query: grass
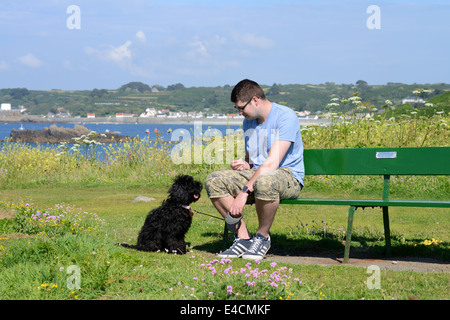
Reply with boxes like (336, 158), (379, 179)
(0, 110), (449, 300)
(0, 185), (449, 300)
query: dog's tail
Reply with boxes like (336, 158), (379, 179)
(117, 242), (137, 250)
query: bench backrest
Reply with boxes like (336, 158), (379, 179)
(303, 147), (450, 176)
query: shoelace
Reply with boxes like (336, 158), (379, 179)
(247, 236), (264, 253)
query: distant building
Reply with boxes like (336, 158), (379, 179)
(116, 113), (133, 118)
(402, 96), (426, 105)
(87, 113), (95, 118)
(1, 103), (11, 111)
(297, 110), (311, 118)
(139, 108), (157, 117)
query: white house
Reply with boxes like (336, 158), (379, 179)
(139, 108), (157, 117)
(116, 113), (133, 118)
(1, 103), (12, 111)
(402, 96), (426, 105)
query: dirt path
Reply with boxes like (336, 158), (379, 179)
(266, 254), (450, 273)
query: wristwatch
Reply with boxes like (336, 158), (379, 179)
(242, 186), (252, 195)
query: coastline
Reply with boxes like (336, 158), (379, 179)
(0, 114), (328, 126)
(0, 114), (243, 126)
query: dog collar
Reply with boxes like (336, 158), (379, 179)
(181, 205), (194, 217)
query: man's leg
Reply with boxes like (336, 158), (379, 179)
(210, 196), (251, 240)
(242, 168), (300, 260)
(254, 199), (279, 238)
(206, 170), (255, 258)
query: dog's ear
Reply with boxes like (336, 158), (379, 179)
(172, 174), (192, 185)
(168, 175), (189, 199)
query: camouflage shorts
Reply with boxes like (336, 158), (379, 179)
(205, 167), (302, 201)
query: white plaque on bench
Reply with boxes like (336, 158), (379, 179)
(376, 152), (397, 159)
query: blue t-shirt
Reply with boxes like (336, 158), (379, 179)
(243, 103), (304, 185)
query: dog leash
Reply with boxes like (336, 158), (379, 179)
(191, 207), (224, 220)
(181, 205), (224, 220)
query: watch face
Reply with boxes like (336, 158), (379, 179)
(242, 186), (249, 193)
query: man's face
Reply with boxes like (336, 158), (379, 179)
(235, 96), (255, 120)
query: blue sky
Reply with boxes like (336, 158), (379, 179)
(0, 0), (449, 90)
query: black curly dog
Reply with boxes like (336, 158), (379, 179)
(120, 175), (202, 254)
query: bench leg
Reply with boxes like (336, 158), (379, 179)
(382, 206), (392, 257)
(222, 223), (229, 251)
(343, 206), (356, 263)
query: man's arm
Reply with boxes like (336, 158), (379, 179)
(228, 140), (292, 217)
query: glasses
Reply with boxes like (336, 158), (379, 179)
(234, 97), (253, 112)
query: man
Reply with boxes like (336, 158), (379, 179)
(205, 79), (304, 260)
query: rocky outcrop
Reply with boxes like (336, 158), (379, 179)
(10, 124), (135, 143)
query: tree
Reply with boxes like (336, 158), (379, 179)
(10, 88), (29, 100)
(356, 80), (368, 89)
(119, 82), (152, 93)
(90, 88), (108, 98)
(167, 83), (185, 91)
(267, 83), (281, 95)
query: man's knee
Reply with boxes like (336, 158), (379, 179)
(253, 173), (278, 201)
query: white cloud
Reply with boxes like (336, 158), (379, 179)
(234, 33), (274, 50)
(17, 53), (43, 68)
(108, 41), (133, 64)
(135, 30), (147, 44)
(85, 40), (133, 69)
(0, 61), (9, 71)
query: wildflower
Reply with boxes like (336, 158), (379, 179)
(270, 262), (277, 268)
(227, 285), (233, 294)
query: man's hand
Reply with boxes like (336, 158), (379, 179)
(228, 192), (248, 217)
(231, 158), (249, 171)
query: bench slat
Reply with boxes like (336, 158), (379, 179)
(280, 198), (450, 208)
(304, 147), (450, 175)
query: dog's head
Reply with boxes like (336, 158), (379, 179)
(168, 175), (203, 205)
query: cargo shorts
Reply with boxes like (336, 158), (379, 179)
(205, 167), (302, 201)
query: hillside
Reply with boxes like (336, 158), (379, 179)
(427, 90), (450, 106)
(1, 82), (449, 118)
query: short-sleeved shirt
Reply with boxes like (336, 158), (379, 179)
(243, 102), (304, 185)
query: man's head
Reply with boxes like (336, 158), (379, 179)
(230, 79), (266, 104)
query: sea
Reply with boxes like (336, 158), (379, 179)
(0, 121), (243, 160)
(0, 121), (242, 142)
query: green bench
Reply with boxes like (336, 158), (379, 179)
(223, 147), (450, 262)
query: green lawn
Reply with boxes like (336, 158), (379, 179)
(1, 185), (448, 300)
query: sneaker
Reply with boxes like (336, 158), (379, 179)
(242, 233), (271, 260)
(218, 236), (253, 258)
